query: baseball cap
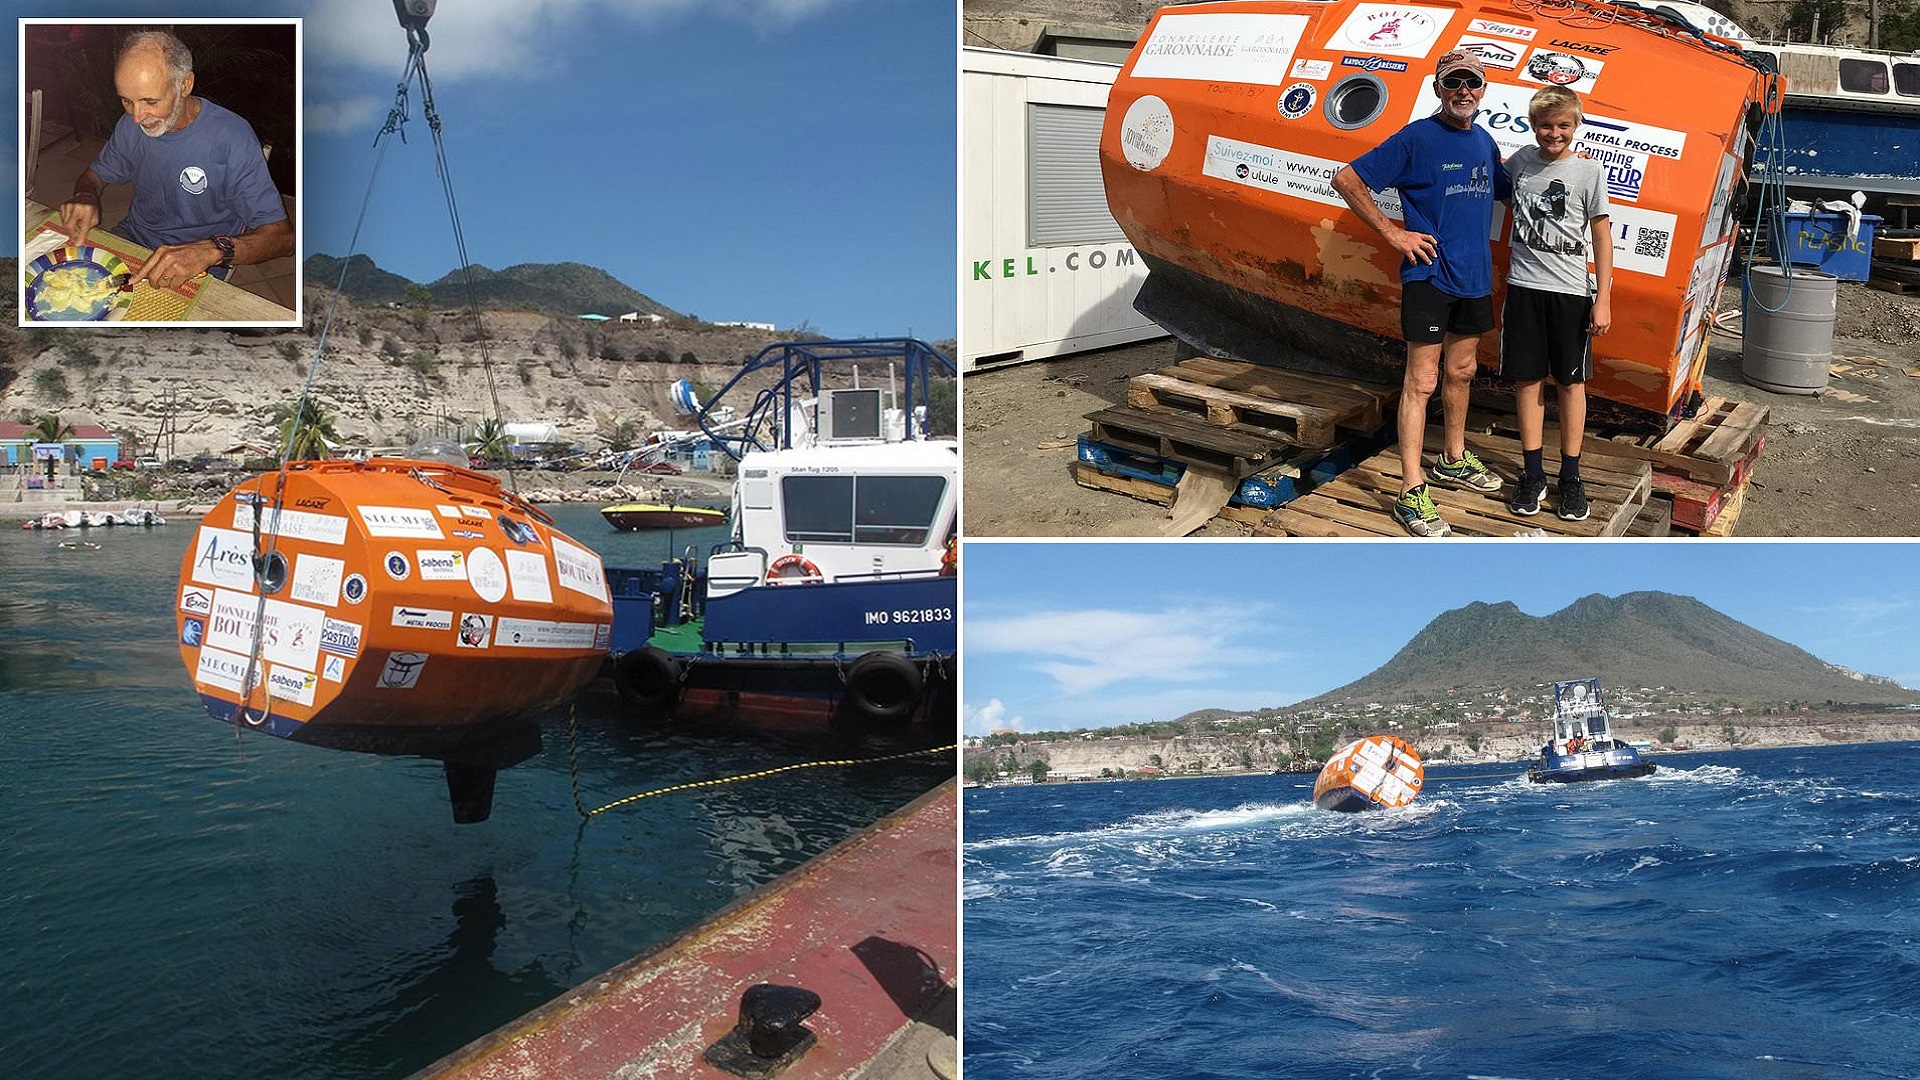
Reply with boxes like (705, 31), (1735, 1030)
(1434, 49), (1486, 80)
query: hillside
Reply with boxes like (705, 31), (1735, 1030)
(304, 254), (678, 318)
(2, 263), (950, 461)
(967, 591), (1920, 781)
(1315, 591), (1917, 707)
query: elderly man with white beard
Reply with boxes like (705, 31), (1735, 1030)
(58, 29), (292, 291)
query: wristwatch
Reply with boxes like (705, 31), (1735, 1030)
(211, 234), (236, 271)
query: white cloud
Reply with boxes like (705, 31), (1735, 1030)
(303, 93), (386, 136)
(964, 698), (1024, 736)
(969, 605), (1287, 696)
(306, 0), (852, 80)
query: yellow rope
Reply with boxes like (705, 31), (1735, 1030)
(575, 743), (957, 819)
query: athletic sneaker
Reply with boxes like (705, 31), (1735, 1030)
(1508, 473), (1548, 516)
(1432, 449), (1502, 493)
(1556, 476), (1591, 521)
(1392, 484), (1452, 537)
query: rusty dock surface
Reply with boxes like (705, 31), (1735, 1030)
(414, 782), (957, 1080)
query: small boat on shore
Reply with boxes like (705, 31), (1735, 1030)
(599, 501), (725, 531)
(1313, 734), (1423, 812)
(21, 507), (167, 529)
(1528, 678), (1657, 783)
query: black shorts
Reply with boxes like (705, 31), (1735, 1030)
(1401, 279), (1494, 344)
(1499, 284), (1592, 385)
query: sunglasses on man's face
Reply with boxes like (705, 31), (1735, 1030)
(1439, 73), (1485, 90)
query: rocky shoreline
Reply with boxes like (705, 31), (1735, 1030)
(0, 466), (732, 521)
(966, 712), (1920, 783)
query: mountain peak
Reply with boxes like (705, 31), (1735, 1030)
(1312, 590), (1916, 706)
(303, 252), (679, 318)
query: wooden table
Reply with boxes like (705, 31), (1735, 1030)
(24, 198), (296, 324)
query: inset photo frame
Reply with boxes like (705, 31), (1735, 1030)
(20, 18), (302, 327)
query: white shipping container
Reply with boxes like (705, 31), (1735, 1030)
(962, 48), (1164, 372)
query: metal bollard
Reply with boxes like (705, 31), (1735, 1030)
(702, 983), (821, 1078)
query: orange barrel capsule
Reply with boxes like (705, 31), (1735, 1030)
(1100, 0), (1782, 422)
(1313, 734), (1424, 812)
(175, 458), (612, 771)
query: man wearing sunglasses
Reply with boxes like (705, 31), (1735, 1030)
(1332, 50), (1510, 537)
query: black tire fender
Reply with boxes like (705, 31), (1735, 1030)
(614, 646), (682, 709)
(844, 651), (923, 722)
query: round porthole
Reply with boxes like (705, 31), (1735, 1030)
(1325, 73), (1389, 130)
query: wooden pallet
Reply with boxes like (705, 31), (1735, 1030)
(1699, 479), (1749, 537)
(1870, 259), (1920, 294)
(1099, 359), (1397, 465)
(1072, 462), (1176, 507)
(1625, 496), (1673, 537)
(1226, 430), (1651, 537)
(1591, 396), (1769, 485)
(1874, 236), (1920, 261)
(1087, 403), (1296, 477)
(1653, 433), (1765, 532)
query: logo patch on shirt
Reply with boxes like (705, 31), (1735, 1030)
(178, 166), (209, 195)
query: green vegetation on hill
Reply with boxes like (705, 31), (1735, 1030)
(1317, 591), (1919, 707)
(303, 254), (681, 320)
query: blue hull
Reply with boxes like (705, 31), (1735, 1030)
(1765, 105), (1920, 196)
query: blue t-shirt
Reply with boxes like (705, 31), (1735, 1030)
(1350, 115), (1508, 298)
(90, 98), (286, 250)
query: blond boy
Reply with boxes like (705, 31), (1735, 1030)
(1501, 86), (1613, 521)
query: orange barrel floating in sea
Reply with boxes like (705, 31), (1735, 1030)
(1313, 734), (1423, 812)
(175, 458), (613, 763)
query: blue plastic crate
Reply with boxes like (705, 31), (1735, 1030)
(1772, 212), (1882, 281)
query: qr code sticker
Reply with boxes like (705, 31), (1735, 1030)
(1635, 229), (1670, 260)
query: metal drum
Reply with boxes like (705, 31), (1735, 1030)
(1742, 266), (1837, 395)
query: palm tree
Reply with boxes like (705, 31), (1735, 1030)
(24, 413), (75, 484)
(469, 416), (510, 466)
(270, 398), (339, 461)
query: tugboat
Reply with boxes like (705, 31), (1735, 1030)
(1528, 679), (1657, 783)
(605, 338), (957, 731)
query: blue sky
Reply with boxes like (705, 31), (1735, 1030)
(12, 0), (955, 338)
(962, 542), (1920, 736)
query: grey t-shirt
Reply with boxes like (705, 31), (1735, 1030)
(1504, 147), (1609, 296)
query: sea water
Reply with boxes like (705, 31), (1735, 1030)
(0, 504), (948, 1079)
(964, 748), (1920, 1079)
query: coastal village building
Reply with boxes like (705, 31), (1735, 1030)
(0, 421), (120, 470)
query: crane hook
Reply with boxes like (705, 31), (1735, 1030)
(392, 0), (434, 50)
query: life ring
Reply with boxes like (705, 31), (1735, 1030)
(614, 646), (682, 709)
(767, 554), (822, 585)
(844, 651), (923, 723)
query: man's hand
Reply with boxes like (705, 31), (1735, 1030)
(1385, 226), (1438, 266)
(58, 196), (101, 245)
(132, 240), (221, 291)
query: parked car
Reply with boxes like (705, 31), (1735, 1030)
(134, 455), (162, 469)
(640, 460), (683, 474)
